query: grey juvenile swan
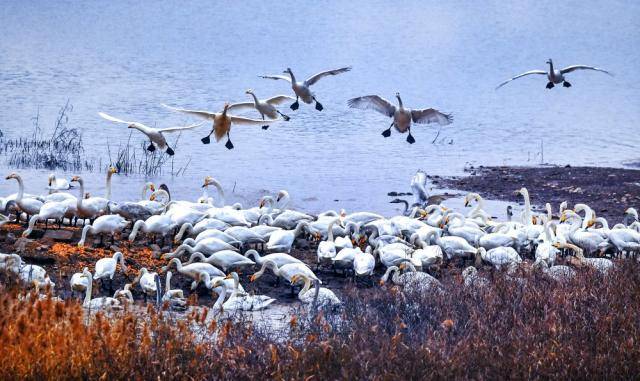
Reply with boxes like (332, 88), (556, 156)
(348, 92), (452, 144)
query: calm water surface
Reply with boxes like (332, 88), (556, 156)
(0, 1), (638, 214)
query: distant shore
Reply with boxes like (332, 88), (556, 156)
(434, 165), (640, 223)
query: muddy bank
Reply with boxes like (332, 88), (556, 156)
(435, 165), (640, 223)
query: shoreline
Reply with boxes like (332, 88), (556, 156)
(433, 165), (640, 223)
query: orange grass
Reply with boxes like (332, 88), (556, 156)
(2, 261), (640, 380)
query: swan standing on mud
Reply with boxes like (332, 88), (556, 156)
(496, 59), (612, 89)
(347, 92), (453, 144)
(162, 103), (271, 150)
(260, 66), (352, 111)
(98, 112), (204, 155)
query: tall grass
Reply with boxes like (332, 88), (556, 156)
(2, 262), (640, 379)
(0, 101), (94, 172)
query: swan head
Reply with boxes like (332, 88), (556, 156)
(283, 68), (292, 74)
(546, 59), (553, 65)
(5, 172), (18, 180)
(48, 173), (55, 186)
(202, 176), (219, 188)
(245, 89), (254, 95)
(70, 175), (81, 183)
(276, 190), (289, 202)
(108, 166), (118, 175)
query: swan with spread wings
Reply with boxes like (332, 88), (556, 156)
(98, 112), (203, 155)
(260, 66), (351, 111)
(162, 103), (274, 150)
(496, 59), (612, 89)
(348, 92), (452, 144)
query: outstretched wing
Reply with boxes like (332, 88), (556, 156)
(347, 95), (396, 117)
(495, 70), (547, 89)
(98, 112), (133, 125)
(560, 65), (613, 76)
(98, 112), (149, 129)
(410, 108), (453, 126)
(259, 75), (292, 82)
(161, 104), (217, 121)
(227, 102), (256, 112)
(159, 122), (206, 133)
(304, 66), (352, 86)
(229, 115), (274, 125)
(265, 95), (296, 105)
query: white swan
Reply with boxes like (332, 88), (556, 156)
(47, 174), (72, 191)
(113, 283), (134, 304)
(181, 230), (240, 247)
(162, 258), (225, 283)
(5, 255), (51, 286)
(290, 274), (341, 308)
(380, 262), (441, 293)
(496, 59), (612, 89)
(82, 268), (122, 310)
(22, 199), (72, 237)
(260, 66), (351, 111)
(174, 218), (230, 241)
(70, 270), (89, 296)
(348, 92), (452, 144)
(70, 175), (110, 221)
(5, 172), (43, 221)
(94, 251), (127, 281)
(555, 242), (614, 274)
(162, 271), (187, 309)
(266, 221), (311, 253)
(185, 250), (254, 272)
(78, 214), (129, 247)
(162, 103), (270, 150)
(243, 249), (302, 267)
(208, 273), (275, 312)
(129, 214), (177, 243)
(409, 234), (444, 269)
(99, 112), (203, 155)
(475, 247), (522, 270)
(164, 237), (238, 260)
(250, 259), (320, 285)
(422, 229), (476, 260)
(133, 267), (159, 300)
(228, 89), (293, 128)
(353, 246), (375, 277)
(411, 170), (429, 207)
(317, 218), (340, 265)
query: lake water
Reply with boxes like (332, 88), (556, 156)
(0, 1), (638, 215)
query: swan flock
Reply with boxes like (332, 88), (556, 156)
(0, 171), (634, 316)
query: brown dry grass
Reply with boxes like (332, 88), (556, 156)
(2, 262), (640, 380)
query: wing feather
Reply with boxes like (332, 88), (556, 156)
(560, 65), (613, 76)
(229, 115), (275, 125)
(159, 122), (205, 133)
(161, 104), (217, 120)
(98, 112), (150, 129)
(265, 95), (296, 105)
(227, 102), (256, 112)
(259, 75), (292, 82)
(410, 108), (453, 125)
(495, 70), (547, 89)
(304, 67), (352, 86)
(347, 95), (395, 117)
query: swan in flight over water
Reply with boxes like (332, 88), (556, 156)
(496, 59), (613, 89)
(347, 92), (452, 144)
(228, 89), (294, 129)
(98, 112), (203, 155)
(259, 66), (352, 111)
(162, 103), (271, 150)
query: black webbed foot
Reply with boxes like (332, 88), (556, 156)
(290, 101), (299, 110)
(166, 147), (175, 156)
(546, 82), (555, 89)
(381, 128), (392, 138)
(563, 81), (572, 88)
(147, 143), (156, 152)
(201, 135), (211, 144)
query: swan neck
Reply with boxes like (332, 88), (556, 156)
(105, 170), (114, 200)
